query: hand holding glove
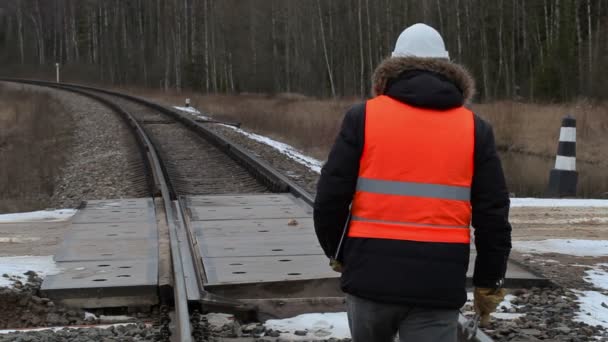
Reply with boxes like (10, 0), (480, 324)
(329, 258), (343, 273)
(474, 287), (506, 327)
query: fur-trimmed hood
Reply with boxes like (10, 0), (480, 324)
(371, 57), (475, 104)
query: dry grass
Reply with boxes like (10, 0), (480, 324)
(121, 87), (608, 197)
(0, 84), (73, 213)
(473, 101), (608, 164)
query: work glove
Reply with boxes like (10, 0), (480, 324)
(329, 258), (343, 273)
(474, 287), (506, 327)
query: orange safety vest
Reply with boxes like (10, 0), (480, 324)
(348, 95), (474, 244)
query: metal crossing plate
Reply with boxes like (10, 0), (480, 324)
(185, 194), (333, 294)
(184, 193), (548, 303)
(82, 199), (151, 210)
(41, 198), (159, 308)
(203, 255), (336, 285)
(72, 207), (152, 223)
(185, 194), (295, 207)
(188, 204), (311, 221)
(189, 218), (314, 236)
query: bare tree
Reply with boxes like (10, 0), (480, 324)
(316, 0), (336, 97)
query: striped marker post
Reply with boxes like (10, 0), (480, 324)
(546, 115), (577, 197)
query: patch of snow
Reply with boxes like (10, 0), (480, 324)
(492, 312), (526, 320)
(84, 312), (98, 321)
(264, 312), (350, 339)
(222, 125), (323, 173)
(464, 293), (522, 320)
(173, 106), (201, 114)
(584, 265), (608, 290)
(0, 323), (147, 334)
(497, 294), (518, 311)
(205, 313), (235, 328)
(98, 315), (136, 323)
(0, 209), (76, 223)
(510, 198), (608, 207)
(574, 290), (608, 329)
(0, 255), (61, 287)
(175, 106), (213, 120)
(195, 114), (212, 120)
(513, 239), (608, 257)
(0, 236), (41, 243)
(566, 217), (608, 224)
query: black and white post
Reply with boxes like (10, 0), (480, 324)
(546, 115), (577, 197)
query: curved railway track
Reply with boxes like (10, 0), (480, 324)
(0, 78), (493, 342)
(90, 93), (268, 196)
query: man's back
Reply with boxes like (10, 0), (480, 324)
(313, 23), (512, 342)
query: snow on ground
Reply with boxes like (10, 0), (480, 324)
(83, 313), (136, 323)
(0, 323), (148, 334)
(497, 294), (519, 311)
(0, 255), (61, 287)
(98, 315), (137, 323)
(0, 236), (41, 243)
(222, 125), (323, 173)
(510, 198), (608, 207)
(173, 106), (200, 114)
(464, 293), (524, 320)
(513, 239), (608, 257)
(0, 209), (76, 223)
(265, 313), (350, 339)
(206, 313), (235, 328)
(573, 264), (608, 330)
(574, 290), (608, 329)
(174, 106), (212, 120)
(584, 264), (608, 290)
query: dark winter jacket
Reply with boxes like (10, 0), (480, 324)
(313, 56), (512, 309)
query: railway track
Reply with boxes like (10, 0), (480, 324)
(0, 78), (494, 342)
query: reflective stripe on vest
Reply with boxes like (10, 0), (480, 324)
(357, 178), (471, 201)
(348, 95), (474, 244)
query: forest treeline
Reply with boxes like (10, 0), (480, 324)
(0, 0), (606, 101)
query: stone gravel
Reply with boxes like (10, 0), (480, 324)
(468, 286), (607, 341)
(468, 253), (608, 342)
(0, 82), (148, 209)
(0, 272), (87, 329)
(0, 272), (162, 342)
(0, 323), (160, 342)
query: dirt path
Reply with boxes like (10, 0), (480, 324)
(510, 206), (608, 240)
(0, 221), (72, 257)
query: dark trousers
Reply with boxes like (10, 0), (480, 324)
(346, 294), (458, 342)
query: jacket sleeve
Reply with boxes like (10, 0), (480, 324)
(471, 115), (513, 288)
(313, 104), (365, 258)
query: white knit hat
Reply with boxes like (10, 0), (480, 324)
(391, 23), (450, 60)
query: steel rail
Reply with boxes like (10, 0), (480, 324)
(0, 78), (494, 342)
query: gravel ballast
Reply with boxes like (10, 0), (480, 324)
(0, 81), (148, 209)
(201, 122), (321, 195)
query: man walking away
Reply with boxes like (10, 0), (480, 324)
(313, 23), (512, 342)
